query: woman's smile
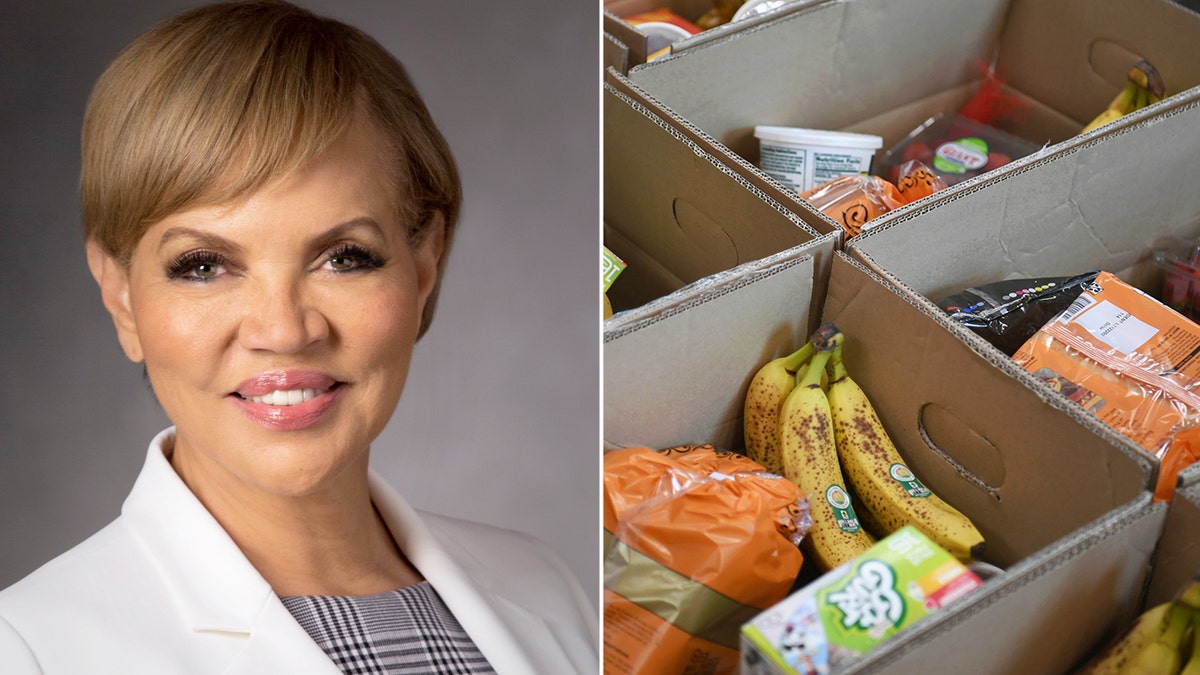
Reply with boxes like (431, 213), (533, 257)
(229, 369), (345, 431)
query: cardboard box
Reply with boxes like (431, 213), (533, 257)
(603, 81), (838, 325)
(614, 0), (1200, 234)
(604, 249), (1160, 672)
(846, 97), (1200, 473)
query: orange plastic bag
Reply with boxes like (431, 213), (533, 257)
(1011, 271), (1200, 499)
(603, 444), (810, 675)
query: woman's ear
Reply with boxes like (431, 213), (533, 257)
(414, 213), (446, 314)
(85, 240), (144, 363)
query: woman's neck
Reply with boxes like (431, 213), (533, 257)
(167, 439), (424, 597)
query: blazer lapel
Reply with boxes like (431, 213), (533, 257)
(123, 428), (340, 674)
(368, 472), (556, 675)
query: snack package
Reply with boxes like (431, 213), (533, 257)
(798, 161), (944, 238)
(1011, 271), (1200, 462)
(604, 445), (811, 675)
(1152, 235), (1200, 322)
(877, 113), (1041, 187)
(740, 526), (984, 674)
(937, 271), (1100, 356)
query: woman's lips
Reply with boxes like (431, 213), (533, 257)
(229, 370), (343, 431)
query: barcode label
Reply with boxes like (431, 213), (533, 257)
(1058, 294), (1096, 323)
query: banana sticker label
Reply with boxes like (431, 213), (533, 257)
(888, 464), (932, 498)
(824, 485), (863, 533)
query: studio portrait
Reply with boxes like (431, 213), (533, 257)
(0, 1), (599, 673)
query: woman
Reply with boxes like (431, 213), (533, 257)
(0, 2), (597, 673)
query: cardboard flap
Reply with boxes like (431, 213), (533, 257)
(851, 98), (1200, 302)
(821, 253), (1151, 565)
(851, 495), (1165, 675)
(603, 255), (817, 452)
(998, 0), (1200, 124)
(1144, 480), (1200, 606)
(627, 0), (1008, 157)
(603, 84), (820, 288)
(603, 32), (630, 76)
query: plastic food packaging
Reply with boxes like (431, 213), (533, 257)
(877, 113), (1041, 186)
(1152, 235), (1200, 322)
(754, 125), (884, 195)
(936, 271), (1101, 356)
(1011, 271), (1200, 466)
(603, 444), (811, 675)
(798, 160), (944, 239)
(740, 526), (984, 674)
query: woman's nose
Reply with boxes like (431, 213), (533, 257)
(237, 279), (329, 354)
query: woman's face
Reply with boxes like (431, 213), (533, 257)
(89, 116), (442, 497)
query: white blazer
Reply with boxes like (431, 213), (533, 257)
(0, 428), (598, 674)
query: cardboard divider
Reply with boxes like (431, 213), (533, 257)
(603, 247), (1162, 673)
(821, 253), (1152, 567)
(850, 494), (1166, 674)
(604, 253), (817, 452)
(603, 31), (629, 76)
(603, 81), (838, 324)
(612, 0), (1200, 244)
(1143, 479), (1200, 607)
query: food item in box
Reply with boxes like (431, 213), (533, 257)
(1011, 271), (1200, 460)
(754, 125), (884, 195)
(776, 327), (877, 571)
(1075, 573), (1200, 674)
(797, 161), (944, 239)
(1153, 235), (1200, 322)
(602, 245), (626, 320)
(877, 113), (1041, 186)
(603, 444), (811, 675)
(750, 323), (985, 575)
(741, 526), (984, 675)
(1079, 60), (1165, 135)
(622, 9), (702, 61)
(826, 338), (985, 564)
(937, 271), (1101, 356)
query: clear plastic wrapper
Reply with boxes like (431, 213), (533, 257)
(1011, 271), (1200, 471)
(797, 161), (943, 239)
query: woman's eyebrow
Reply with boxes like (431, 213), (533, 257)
(156, 227), (242, 254)
(156, 218), (388, 254)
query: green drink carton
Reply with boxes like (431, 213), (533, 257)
(740, 525), (984, 674)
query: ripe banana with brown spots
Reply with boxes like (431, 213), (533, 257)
(778, 324), (874, 571)
(825, 337), (985, 563)
(744, 341), (814, 475)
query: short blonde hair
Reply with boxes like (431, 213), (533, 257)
(81, 0), (460, 338)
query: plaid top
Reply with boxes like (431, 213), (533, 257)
(281, 581), (497, 674)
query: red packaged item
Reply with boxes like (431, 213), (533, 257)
(878, 113), (1041, 187)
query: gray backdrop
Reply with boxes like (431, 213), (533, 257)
(0, 0), (599, 605)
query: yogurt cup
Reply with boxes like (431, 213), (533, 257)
(754, 125), (884, 194)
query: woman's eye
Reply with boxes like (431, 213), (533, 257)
(167, 252), (227, 282)
(325, 244), (384, 272)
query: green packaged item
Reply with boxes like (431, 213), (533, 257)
(740, 526), (984, 674)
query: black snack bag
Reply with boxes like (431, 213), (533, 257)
(936, 270), (1101, 356)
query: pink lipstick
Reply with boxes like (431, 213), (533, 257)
(229, 370), (342, 431)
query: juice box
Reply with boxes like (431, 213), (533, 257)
(740, 526), (984, 674)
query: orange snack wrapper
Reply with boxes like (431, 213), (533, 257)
(1011, 271), (1200, 499)
(799, 161), (945, 238)
(603, 444), (810, 674)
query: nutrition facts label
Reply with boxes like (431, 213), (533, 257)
(814, 151), (865, 184)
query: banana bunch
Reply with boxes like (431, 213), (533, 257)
(1078, 575), (1200, 674)
(1080, 60), (1166, 134)
(744, 322), (985, 571)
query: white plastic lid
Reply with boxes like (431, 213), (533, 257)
(733, 0), (791, 22)
(754, 125), (884, 150)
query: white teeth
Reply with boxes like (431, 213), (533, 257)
(247, 387), (324, 406)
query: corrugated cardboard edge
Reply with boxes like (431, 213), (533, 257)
(603, 31), (629, 76)
(847, 492), (1165, 674)
(603, 83), (838, 335)
(604, 66), (843, 240)
(830, 251), (1156, 487)
(1144, 478), (1200, 607)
